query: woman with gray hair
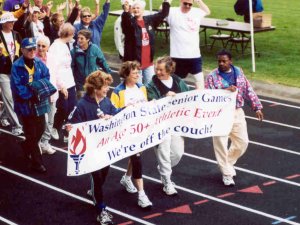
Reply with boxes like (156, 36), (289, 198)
(146, 56), (189, 196)
(48, 23), (77, 142)
(35, 35), (58, 154)
(121, 0), (170, 84)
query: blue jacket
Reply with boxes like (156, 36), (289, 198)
(10, 57), (51, 117)
(71, 43), (111, 91)
(69, 94), (120, 124)
(74, 3), (110, 46)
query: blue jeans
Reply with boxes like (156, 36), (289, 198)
(139, 65), (155, 85)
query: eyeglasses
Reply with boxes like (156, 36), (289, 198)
(26, 47), (37, 51)
(183, 2), (193, 7)
(37, 44), (46, 48)
(82, 15), (92, 18)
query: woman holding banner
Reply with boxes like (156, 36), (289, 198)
(110, 61), (152, 209)
(146, 56), (189, 195)
(67, 71), (119, 225)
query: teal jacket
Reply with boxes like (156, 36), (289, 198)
(71, 43), (111, 91)
(146, 74), (189, 100)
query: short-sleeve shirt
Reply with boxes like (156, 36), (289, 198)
(166, 7), (207, 58)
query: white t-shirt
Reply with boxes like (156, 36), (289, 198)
(2, 31), (15, 61)
(32, 21), (44, 39)
(161, 77), (173, 89)
(166, 7), (207, 58)
(124, 85), (146, 106)
(48, 39), (75, 89)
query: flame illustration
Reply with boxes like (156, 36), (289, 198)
(70, 128), (87, 155)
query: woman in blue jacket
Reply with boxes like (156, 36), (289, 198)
(67, 70), (119, 225)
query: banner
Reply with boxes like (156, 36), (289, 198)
(67, 89), (237, 176)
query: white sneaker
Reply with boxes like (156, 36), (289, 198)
(63, 136), (68, 143)
(0, 118), (10, 127)
(96, 209), (113, 225)
(223, 175), (235, 186)
(163, 181), (178, 196)
(138, 194), (152, 208)
(120, 175), (137, 193)
(87, 189), (93, 197)
(40, 142), (56, 154)
(51, 128), (59, 140)
(12, 127), (23, 136)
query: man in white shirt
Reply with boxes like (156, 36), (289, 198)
(166, 0), (210, 89)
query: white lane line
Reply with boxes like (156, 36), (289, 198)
(0, 165), (155, 225)
(260, 99), (300, 110)
(249, 141), (300, 156)
(184, 153), (300, 187)
(245, 116), (300, 130)
(110, 165), (300, 225)
(0, 216), (18, 225)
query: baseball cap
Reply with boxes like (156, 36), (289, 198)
(32, 6), (41, 13)
(0, 12), (17, 24)
(21, 37), (37, 49)
(121, 0), (133, 5)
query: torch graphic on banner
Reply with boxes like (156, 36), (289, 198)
(69, 128), (87, 174)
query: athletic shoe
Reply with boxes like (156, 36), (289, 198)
(0, 118), (10, 127)
(63, 136), (68, 143)
(87, 189), (93, 197)
(40, 142), (56, 154)
(51, 128), (59, 140)
(30, 164), (47, 173)
(120, 175), (137, 193)
(163, 181), (178, 196)
(223, 175), (235, 186)
(138, 194), (152, 208)
(12, 127), (23, 136)
(96, 209), (113, 225)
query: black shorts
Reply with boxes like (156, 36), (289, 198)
(172, 57), (203, 79)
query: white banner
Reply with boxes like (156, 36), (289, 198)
(67, 89), (237, 176)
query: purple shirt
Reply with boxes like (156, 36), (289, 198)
(3, 0), (24, 12)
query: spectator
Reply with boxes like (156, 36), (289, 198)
(74, 0), (110, 46)
(111, 61), (152, 209)
(0, 12), (23, 136)
(146, 56), (189, 195)
(23, 6), (45, 39)
(10, 37), (56, 173)
(3, 0), (24, 12)
(166, 0), (210, 89)
(67, 71), (119, 225)
(205, 49), (264, 186)
(36, 35), (58, 154)
(71, 29), (111, 98)
(48, 23), (77, 142)
(234, 0), (264, 23)
(121, 0), (170, 84)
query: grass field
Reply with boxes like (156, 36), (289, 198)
(57, 0), (300, 87)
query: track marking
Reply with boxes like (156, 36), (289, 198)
(109, 165), (300, 225)
(193, 199), (209, 205)
(249, 141), (300, 156)
(184, 153), (300, 188)
(263, 181), (276, 186)
(260, 99), (300, 110)
(0, 165), (155, 225)
(245, 116), (300, 130)
(217, 193), (235, 198)
(0, 216), (18, 225)
(272, 216), (297, 225)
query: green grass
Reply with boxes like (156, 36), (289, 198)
(56, 0), (300, 87)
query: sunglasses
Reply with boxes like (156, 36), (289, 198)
(26, 47), (37, 51)
(82, 15), (92, 18)
(183, 2), (193, 7)
(37, 44), (46, 48)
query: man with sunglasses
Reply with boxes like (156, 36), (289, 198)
(74, 0), (110, 47)
(11, 37), (55, 173)
(166, 0), (210, 90)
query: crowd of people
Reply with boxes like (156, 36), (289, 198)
(0, 0), (264, 224)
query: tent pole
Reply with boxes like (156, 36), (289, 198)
(249, 0), (256, 72)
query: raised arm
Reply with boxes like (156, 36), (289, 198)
(195, 0), (210, 16)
